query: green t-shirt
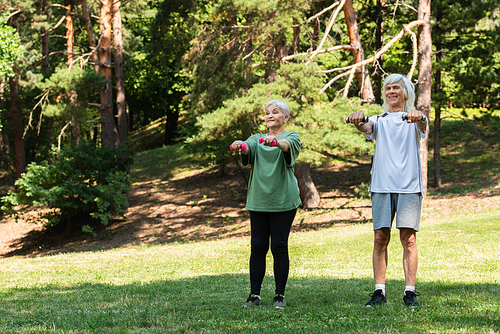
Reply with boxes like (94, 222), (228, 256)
(241, 131), (301, 212)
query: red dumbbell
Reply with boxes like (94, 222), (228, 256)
(259, 137), (277, 146)
(230, 143), (247, 151)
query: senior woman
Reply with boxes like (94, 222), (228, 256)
(230, 99), (301, 310)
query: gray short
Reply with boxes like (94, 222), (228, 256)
(371, 193), (422, 231)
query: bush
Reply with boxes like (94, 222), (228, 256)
(1, 142), (133, 232)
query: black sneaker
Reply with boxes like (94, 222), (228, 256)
(242, 294), (261, 308)
(403, 291), (420, 307)
(365, 289), (387, 307)
(273, 294), (286, 309)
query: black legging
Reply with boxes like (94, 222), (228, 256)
(249, 209), (297, 295)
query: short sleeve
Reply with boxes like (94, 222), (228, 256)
(365, 115), (377, 141)
(241, 134), (260, 167)
(285, 132), (301, 167)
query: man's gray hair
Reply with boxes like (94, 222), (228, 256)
(381, 74), (415, 112)
(265, 99), (291, 117)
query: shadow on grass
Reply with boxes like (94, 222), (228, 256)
(0, 275), (498, 333)
(1, 160), (374, 258)
(3, 112), (500, 259)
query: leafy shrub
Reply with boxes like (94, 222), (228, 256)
(1, 142), (133, 231)
(354, 182), (370, 199)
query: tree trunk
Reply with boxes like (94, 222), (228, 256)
(0, 79), (12, 168)
(41, 0), (50, 75)
(165, 108), (179, 145)
(79, 0), (99, 73)
(433, 104), (442, 188)
(9, 73), (26, 180)
(65, 0), (80, 145)
(373, 0), (386, 104)
(343, 0), (375, 104)
(65, 0), (74, 66)
(433, 12), (443, 189)
(99, 0), (116, 147)
(69, 91), (80, 145)
(312, 8), (320, 51)
(294, 161), (321, 209)
(416, 0), (432, 198)
(293, 18), (300, 54)
(113, 0), (127, 146)
(41, 27), (49, 75)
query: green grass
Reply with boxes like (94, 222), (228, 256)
(1, 208), (499, 333)
(427, 112), (500, 195)
(131, 144), (212, 183)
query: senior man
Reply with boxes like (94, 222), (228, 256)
(347, 73), (428, 308)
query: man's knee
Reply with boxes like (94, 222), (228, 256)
(374, 228), (391, 249)
(399, 229), (417, 249)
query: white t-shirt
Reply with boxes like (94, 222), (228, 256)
(366, 111), (426, 194)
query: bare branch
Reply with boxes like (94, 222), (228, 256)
(7, 10), (22, 20)
(404, 24), (418, 78)
(310, 0), (347, 60)
(242, 39), (264, 61)
(293, 1), (341, 28)
(318, 20), (424, 94)
(319, 71), (352, 94)
(23, 88), (53, 139)
(282, 45), (353, 62)
(39, 13), (68, 38)
(321, 64), (357, 73)
(222, 25), (251, 29)
(58, 122), (72, 151)
(339, 20), (424, 96)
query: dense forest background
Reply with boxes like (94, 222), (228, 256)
(1, 0), (500, 230)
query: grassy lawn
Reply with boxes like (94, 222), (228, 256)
(0, 112), (498, 333)
(1, 206), (499, 333)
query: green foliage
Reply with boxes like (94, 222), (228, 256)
(35, 65), (104, 121)
(432, 0), (500, 110)
(185, 0), (318, 118)
(354, 181), (370, 199)
(291, 98), (379, 164)
(1, 142), (132, 229)
(125, 0), (200, 139)
(0, 12), (23, 78)
(188, 63), (379, 167)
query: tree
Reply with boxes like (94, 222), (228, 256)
(182, 0), (427, 207)
(2, 11), (25, 179)
(417, 0), (432, 197)
(373, 0), (387, 105)
(431, 0), (500, 188)
(98, 0), (116, 147)
(0, 12), (24, 78)
(34, 65), (104, 150)
(342, 0), (375, 103)
(188, 63), (380, 207)
(40, 0), (50, 76)
(78, 0), (99, 73)
(9, 71), (25, 180)
(113, 0), (127, 146)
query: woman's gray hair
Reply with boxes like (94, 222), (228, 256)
(381, 74), (415, 112)
(265, 99), (291, 117)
